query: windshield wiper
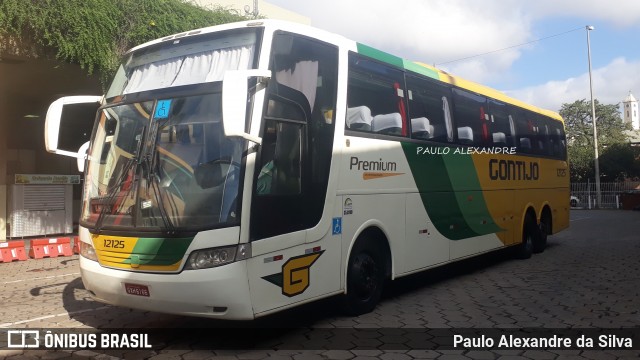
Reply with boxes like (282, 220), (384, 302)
(141, 120), (177, 235)
(94, 129), (145, 233)
(141, 150), (177, 235)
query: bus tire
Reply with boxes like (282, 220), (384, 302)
(534, 211), (550, 253)
(515, 215), (536, 259)
(341, 240), (385, 316)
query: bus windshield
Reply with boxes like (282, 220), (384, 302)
(80, 27), (262, 234)
(81, 92), (245, 233)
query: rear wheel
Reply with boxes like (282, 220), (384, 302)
(515, 215), (537, 259)
(341, 241), (385, 315)
(534, 213), (550, 253)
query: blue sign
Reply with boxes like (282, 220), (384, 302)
(332, 217), (342, 235)
(154, 99), (172, 119)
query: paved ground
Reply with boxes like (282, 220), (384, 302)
(0, 210), (638, 359)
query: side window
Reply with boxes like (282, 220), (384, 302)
(487, 100), (515, 147)
(548, 118), (567, 159)
(257, 120), (302, 195)
(517, 111), (549, 155)
(406, 75), (453, 142)
(514, 111), (537, 154)
(452, 88), (488, 146)
(346, 53), (407, 136)
(535, 115), (551, 156)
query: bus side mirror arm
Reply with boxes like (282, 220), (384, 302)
(76, 141), (90, 172)
(222, 69), (271, 145)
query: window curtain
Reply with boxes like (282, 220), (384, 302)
(123, 45), (254, 94)
(275, 61), (318, 112)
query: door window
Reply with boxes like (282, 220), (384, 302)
(250, 32), (338, 240)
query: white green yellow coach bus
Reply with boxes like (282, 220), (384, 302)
(44, 20), (569, 319)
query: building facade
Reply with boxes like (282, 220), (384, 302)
(0, 58), (100, 240)
(622, 91), (639, 131)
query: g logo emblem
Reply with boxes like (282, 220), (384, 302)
(262, 251), (324, 297)
(282, 252), (323, 296)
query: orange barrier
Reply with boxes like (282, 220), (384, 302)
(29, 238), (58, 259)
(29, 237), (73, 259)
(57, 237), (74, 257)
(0, 241), (28, 263)
(72, 236), (80, 255)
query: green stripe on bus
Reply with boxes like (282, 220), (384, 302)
(356, 44), (440, 80)
(356, 43), (404, 68)
(401, 143), (501, 240)
(441, 153), (502, 235)
(123, 237), (193, 266)
(402, 60), (440, 80)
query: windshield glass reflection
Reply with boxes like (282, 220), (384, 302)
(82, 93), (244, 233)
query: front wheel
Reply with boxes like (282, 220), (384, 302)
(341, 244), (385, 316)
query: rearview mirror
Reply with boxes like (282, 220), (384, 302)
(222, 69), (271, 145)
(45, 95), (102, 158)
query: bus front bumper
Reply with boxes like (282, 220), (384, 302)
(79, 256), (254, 320)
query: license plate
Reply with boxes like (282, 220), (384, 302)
(124, 283), (150, 297)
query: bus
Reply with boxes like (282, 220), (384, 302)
(44, 20), (569, 320)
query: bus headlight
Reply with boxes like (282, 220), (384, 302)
(184, 244), (251, 270)
(79, 242), (98, 262)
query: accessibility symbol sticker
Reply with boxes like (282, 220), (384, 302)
(332, 217), (342, 235)
(154, 99), (172, 119)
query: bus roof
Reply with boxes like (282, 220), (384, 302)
(126, 19), (562, 122)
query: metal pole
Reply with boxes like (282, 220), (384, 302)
(244, 0), (259, 18)
(587, 178), (590, 208)
(586, 25), (601, 208)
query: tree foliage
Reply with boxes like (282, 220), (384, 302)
(0, 0), (246, 84)
(560, 99), (638, 182)
(561, 99), (630, 147)
(599, 143), (640, 182)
